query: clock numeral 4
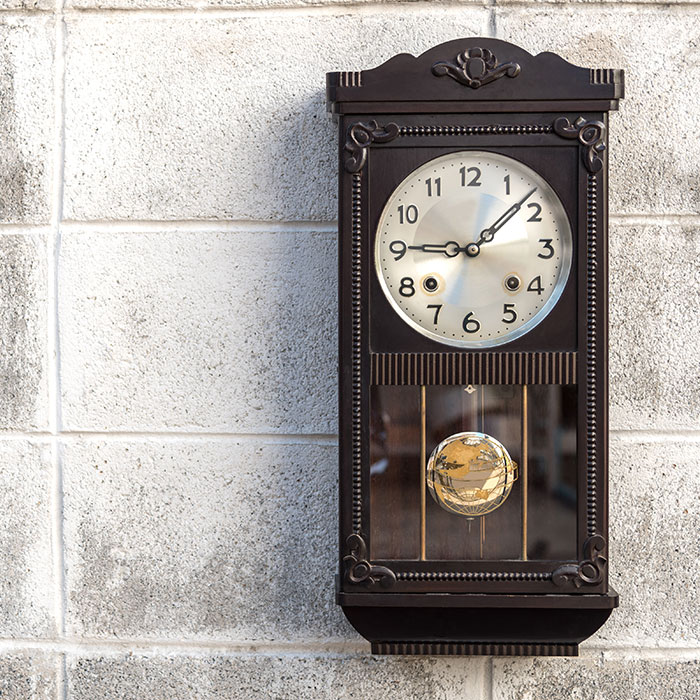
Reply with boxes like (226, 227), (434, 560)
(397, 204), (419, 224)
(527, 275), (544, 295)
(537, 239), (555, 259)
(399, 277), (415, 297)
(462, 312), (480, 334)
(502, 303), (517, 324)
(460, 166), (481, 187)
(427, 304), (442, 325)
(425, 177), (441, 197)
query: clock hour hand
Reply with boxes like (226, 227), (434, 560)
(476, 187), (537, 247)
(408, 241), (462, 258)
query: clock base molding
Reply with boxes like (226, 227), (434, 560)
(371, 642), (579, 657)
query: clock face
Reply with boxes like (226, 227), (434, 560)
(374, 151), (573, 348)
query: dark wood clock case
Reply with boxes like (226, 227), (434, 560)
(327, 39), (624, 656)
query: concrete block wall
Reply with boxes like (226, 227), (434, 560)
(0, 0), (697, 697)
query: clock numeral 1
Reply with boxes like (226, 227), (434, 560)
(425, 177), (441, 197)
(397, 204), (419, 224)
(502, 303), (517, 324)
(460, 166), (481, 187)
(462, 312), (480, 334)
(527, 202), (543, 222)
(504, 174), (510, 195)
(537, 239), (555, 259)
(427, 304), (442, 325)
(399, 277), (415, 297)
(527, 275), (544, 295)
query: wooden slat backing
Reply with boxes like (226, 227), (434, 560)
(370, 352), (577, 385)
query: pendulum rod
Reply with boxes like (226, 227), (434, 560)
(521, 384), (529, 561)
(420, 385), (426, 561)
(479, 385), (485, 559)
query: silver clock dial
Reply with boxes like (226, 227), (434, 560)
(374, 151), (573, 348)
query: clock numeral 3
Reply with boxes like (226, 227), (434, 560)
(399, 277), (415, 297)
(389, 240), (407, 260)
(460, 166), (481, 187)
(462, 312), (480, 334)
(398, 204), (419, 224)
(527, 275), (544, 295)
(427, 304), (442, 325)
(425, 177), (441, 197)
(502, 303), (517, 324)
(537, 239), (555, 259)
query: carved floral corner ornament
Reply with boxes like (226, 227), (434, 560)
(344, 120), (399, 173)
(553, 116), (607, 173)
(344, 534), (396, 588)
(432, 47), (521, 89)
(552, 535), (607, 588)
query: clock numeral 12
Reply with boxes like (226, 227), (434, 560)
(460, 166), (481, 187)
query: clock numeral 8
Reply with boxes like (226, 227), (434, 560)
(462, 312), (480, 334)
(399, 277), (415, 297)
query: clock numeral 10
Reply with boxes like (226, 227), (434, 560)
(460, 166), (481, 187)
(502, 303), (517, 324)
(425, 177), (441, 197)
(398, 204), (419, 224)
(462, 312), (480, 334)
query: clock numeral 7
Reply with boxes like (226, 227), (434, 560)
(462, 312), (480, 334)
(537, 239), (555, 259)
(397, 204), (419, 224)
(502, 303), (517, 324)
(427, 304), (442, 325)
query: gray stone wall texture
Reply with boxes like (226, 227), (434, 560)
(0, 0), (697, 697)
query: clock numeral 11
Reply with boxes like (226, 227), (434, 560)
(425, 177), (441, 197)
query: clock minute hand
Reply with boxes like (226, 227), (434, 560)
(476, 187), (537, 247)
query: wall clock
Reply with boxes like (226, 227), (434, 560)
(327, 38), (624, 656)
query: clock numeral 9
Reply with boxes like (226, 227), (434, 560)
(537, 239), (555, 259)
(425, 177), (441, 197)
(527, 275), (544, 295)
(462, 312), (480, 334)
(398, 204), (419, 224)
(427, 304), (442, 325)
(399, 277), (415, 297)
(502, 303), (517, 324)
(527, 202), (543, 222)
(389, 240), (407, 261)
(460, 166), (481, 187)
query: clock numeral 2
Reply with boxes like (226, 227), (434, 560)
(460, 166), (481, 187)
(502, 303), (517, 324)
(537, 239), (555, 259)
(399, 277), (415, 297)
(398, 204), (419, 224)
(425, 177), (441, 197)
(462, 312), (480, 334)
(527, 202), (543, 222)
(427, 304), (442, 325)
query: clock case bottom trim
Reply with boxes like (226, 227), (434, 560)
(339, 589), (618, 656)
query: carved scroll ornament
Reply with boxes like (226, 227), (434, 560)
(554, 116), (607, 173)
(432, 47), (521, 89)
(344, 120), (399, 173)
(343, 534), (396, 588)
(552, 535), (607, 588)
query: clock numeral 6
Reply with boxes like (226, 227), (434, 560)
(427, 304), (442, 325)
(389, 240), (407, 260)
(502, 303), (517, 324)
(527, 275), (544, 295)
(460, 166), (481, 187)
(537, 239), (555, 259)
(462, 312), (480, 334)
(398, 204), (419, 224)
(399, 277), (415, 297)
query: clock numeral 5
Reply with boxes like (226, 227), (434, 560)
(537, 239), (555, 259)
(462, 312), (480, 334)
(397, 204), (419, 224)
(399, 277), (415, 297)
(427, 304), (442, 325)
(502, 303), (517, 324)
